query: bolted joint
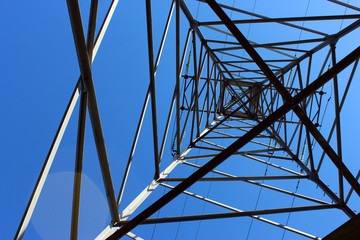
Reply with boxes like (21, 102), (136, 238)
(326, 34), (338, 47)
(308, 171), (319, 182)
(111, 220), (120, 227)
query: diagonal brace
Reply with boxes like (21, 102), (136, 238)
(66, 0), (120, 224)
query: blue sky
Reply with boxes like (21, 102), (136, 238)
(2, 1), (360, 239)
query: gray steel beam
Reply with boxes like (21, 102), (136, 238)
(327, 0), (360, 12)
(159, 176), (308, 181)
(70, 0), (98, 237)
(117, 205), (339, 225)
(70, 90), (88, 240)
(176, 0), (181, 155)
(66, 0), (120, 224)
(145, 0), (160, 180)
(331, 46), (344, 202)
(85, 0), (98, 62)
(198, 14), (360, 26)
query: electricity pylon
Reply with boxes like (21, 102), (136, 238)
(15, 0), (360, 239)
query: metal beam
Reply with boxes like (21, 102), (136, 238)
(70, 90), (88, 240)
(327, 0), (360, 12)
(117, 205), (339, 225)
(159, 176), (308, 181)
(70, 0), (98, 237)
(66, 0), (120, 224)
(145, 0), (160, 180)
(176, 0), (181, 156)
(198, 14), (360, 26)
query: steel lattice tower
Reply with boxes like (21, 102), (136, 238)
(15, 0), (360, 239)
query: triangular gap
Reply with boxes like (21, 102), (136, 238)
(338, 58), (359, 114)
(157, 183), (327, 240)
(14, 81), (82, 240)
(203, 25), (297, 59)
(219, 51), (289, 70)
(285, 50), (333, 174)
(181, 129), (303, 178)
(311, 48), (338, 173)
(316, 47), (333, 79)
(328, 45), (341, 170)
(248, 138), (281, 149)
(196, 61), (215, 132)
(68, 89), (120, 239)
(214, 123), (279, 151)
(179, 79), (196, 146)
(217, 126), (299, 175)
(182, 77), (193, 109)
(181, 160), (329, 207)
(167, 132), (332, 209)
(213, 44), (313, 61)
(261, 86), (275, 117)
(314, 54), (360, 196)
(278, 63), (308, 147)
(279, 111), (303, 148)
(207, 129), (236, 138)
(199, 139), (226, 150)
(30, 89), (87, 240)
(216, 122), (268, 138)
(241, 153), (303, 177)
(263, 68), (298, 148)
(74, 100), (112, 238)
(178, 66), (222, 156)
(213, 0), (329, 38)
